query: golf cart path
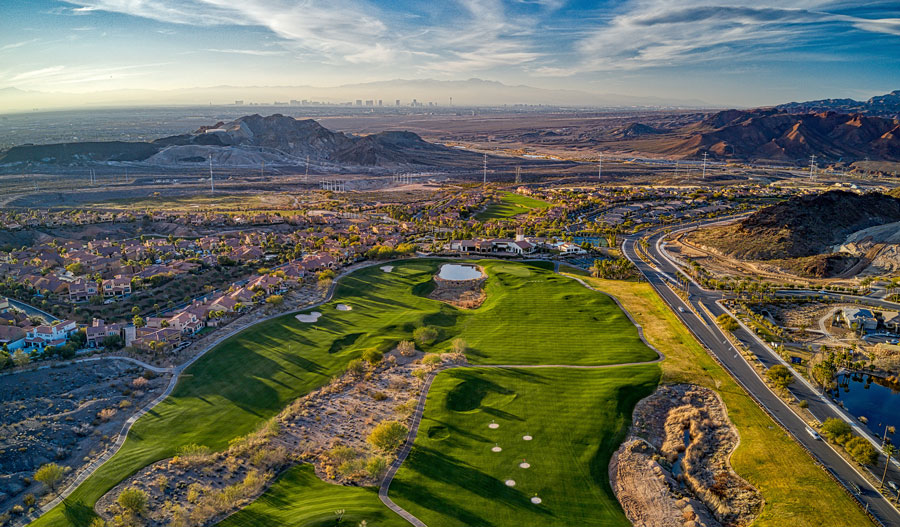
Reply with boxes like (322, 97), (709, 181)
(377, 272), (666, 527)
(19, 261), (371, 526)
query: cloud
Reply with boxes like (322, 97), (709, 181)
(4, 63), (171, 87)
(573, 1), (900, 71)
(205, 48), (287, 56)
(0, 39), (39, 51)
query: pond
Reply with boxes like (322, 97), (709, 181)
(830, 373), (900, 440)
(439, 263), (483, 281)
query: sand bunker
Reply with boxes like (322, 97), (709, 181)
(522, 435), (533, 441)
(295, 311), (322, 323)
(519, 462), (531, 469)
(531, 497), (542, 504)
(381, 265), (394, 273)
(336, 304), (352, 311)
(488, 422), (499, 429)
(505, 480), (516, 487)
(492, 446), (502, 452)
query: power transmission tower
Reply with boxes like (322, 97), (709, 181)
(809, 154), (817, 180)
(209, 153), (214, 193)
(598, 153), (602, 180)
(701, 152), (708, 179)
(483, 153), (487, 186)
(305, 155), (310, 182)
(515, 166), (521, 184)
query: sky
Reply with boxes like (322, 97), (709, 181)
(1, 0), (899, 107)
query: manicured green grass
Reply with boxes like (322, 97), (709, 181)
(218, 465), (408, 527)
(34, 260), (655, 527)
(389, 366), (660, 526)
(579, 277), (874, 527)
(475, 191), (551, 220)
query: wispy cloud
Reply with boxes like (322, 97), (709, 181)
(4, 62), (171, 87)
(205, 48), (287, 56)
(572, 1), (900, 72)
(1, 39), (40, 51)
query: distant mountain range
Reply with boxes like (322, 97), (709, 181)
(0, 79), (710, 113)
(777, 90), (900, 118)
(600, 108), (900, 163)
(0, 113), (483, 170)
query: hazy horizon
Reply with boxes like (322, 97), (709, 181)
(2, 1), (899, 112)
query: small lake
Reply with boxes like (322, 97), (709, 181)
(439, 264), (483, 281)
(830, 373), (900, 439)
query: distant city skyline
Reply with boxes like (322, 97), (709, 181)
(1, 0), (899, 109)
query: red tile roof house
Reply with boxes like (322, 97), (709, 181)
(24, 320), (78, 350)
(102, 276), (133, 297)
(0, 325), (27, 351)
(168, 311), (205, 335)
(86, 318), (124, 348)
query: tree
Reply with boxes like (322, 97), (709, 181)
(367, 420), (409, 452)
(413, 326), (438, 346)
(362, 347), (383, 365)
(34, 463), (64, 494)
(716, 313), (739, 332)
(846, 437), (878, 466)
(450, 338), (467, 354)
(12, 349), (30, 367)
(766, 364), (794, 390)
(397, 340), (416, 357)
(265, 295), (284, 307)
(133, 315), (146, 328)
(117, 487), (148, 515)
(821, 418), (853, 444)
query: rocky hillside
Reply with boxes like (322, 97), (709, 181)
(0, 114), (476, 169)
(777, 90), (900, 118)
(699, 190), (900, 261)
(661, 110), (900, 162)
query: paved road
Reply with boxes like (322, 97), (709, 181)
(624, 224), (900, 526)
(378, 272), (666, 526)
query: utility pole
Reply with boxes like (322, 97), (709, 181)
(809, 154), (817, 180)
(483, 153), (487, 186)
(701, 152), (708, 180)
(305, 155), (310, 182)
(515, 166), (521, 184)
(209, 153), (214, 193)
(598, 153), (602, 181)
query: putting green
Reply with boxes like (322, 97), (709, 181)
(475, 191), (552, 220)
(389, 366), (661, 526)
(32, 259), (656, 527)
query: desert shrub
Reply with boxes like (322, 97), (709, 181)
(413, 326), (438, 346)
(366, 456), (390, 479)
(422, 354), (443, 366)
(118, 399), (132, 409)
(186, 483), (204, 504)
(154, 475), (168, 492)
(394, 398), (417, 417)
(412, 368), (428, 380)
(347, 359), (367, 377)
(766, 364), (794, 390)
(362, 347), (383, 365)
(372, 391), (388, 401)
(367, 421), (409, 452)
(23, 494), (35, 507)
(397, 340), (417, 357)
(328, 446), (358, 465)
(821, 418), (853, 444)
(34, 463), (64, 492)
(117, 487), (148, 515)
(97, 408), (117, 421)
(450, 338), (467, 354)
(846, 436), (878, 465)
(177, 443), (211, 458)
(716, 313), (739, 332)
(132, 377), (148, 389)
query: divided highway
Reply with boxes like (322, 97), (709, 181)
(623, 224), (900, 527)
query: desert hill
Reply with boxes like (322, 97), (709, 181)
(777, 90), (900, 118)
(657, 110), (900, 162)
(698, 190), (900, 262)
(0, 114), (480, 170)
